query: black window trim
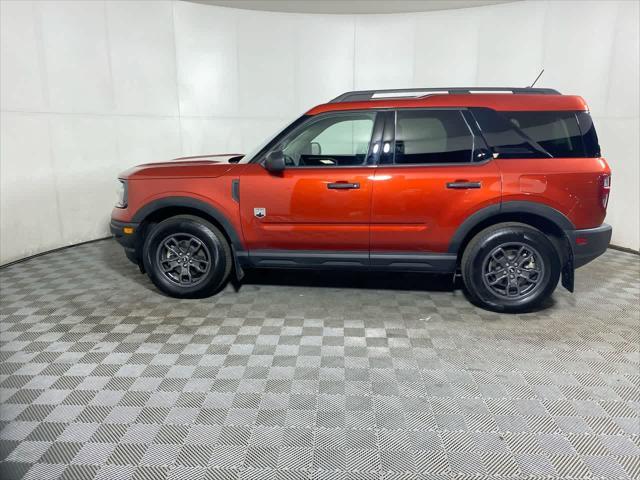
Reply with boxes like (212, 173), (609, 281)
(256, 110), (383, 169)
(376, 107), (493, 168)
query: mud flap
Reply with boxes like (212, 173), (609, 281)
(231, 245), (245, 281)
(561, 248), (574, 293)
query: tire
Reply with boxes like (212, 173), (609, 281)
(142, 215), (232, 298)
(461, 222), (560, 313)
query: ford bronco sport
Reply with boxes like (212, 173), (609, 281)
(111, 87), (612, 312)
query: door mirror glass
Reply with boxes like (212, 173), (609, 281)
(264, 150), (286, 173)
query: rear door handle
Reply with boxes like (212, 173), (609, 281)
(446, 181), (481, 189)
(327, 182), (360, 190)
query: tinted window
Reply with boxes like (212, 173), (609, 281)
(576, 112), (601, 157)
(472, 108), (600, 159)
(470, 108), (541, 158)
(504, 111), (586, 158)
(281, 112), (375, 167)
(393, 110), (473, 164)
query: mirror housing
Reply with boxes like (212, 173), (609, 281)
(264, 151), (286, 173)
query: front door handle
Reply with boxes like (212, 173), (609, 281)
(328, 182), (360, 190)
(446, 181), (481, 189)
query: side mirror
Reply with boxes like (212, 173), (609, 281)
(264, 150), (286, 173)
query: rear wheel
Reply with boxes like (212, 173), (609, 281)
(142, 215), (232, 298)
(461, 222), (560, 313)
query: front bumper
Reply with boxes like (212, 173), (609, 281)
(110, 219), (140, 264)
(568, 223), (612, 268)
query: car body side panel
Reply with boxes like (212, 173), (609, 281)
(370, 160), (502, 253)
(238, 163), (374, 251)
(496, 157), (610, 230)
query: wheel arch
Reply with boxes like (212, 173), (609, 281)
(449, 201), (575, 290)
(131, 196), (243, 252)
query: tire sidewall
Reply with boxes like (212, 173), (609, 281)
(143, 218), (229, 298)
(465, 227), (560, 312)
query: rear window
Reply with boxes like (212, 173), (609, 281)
(471, 108), (600, 158)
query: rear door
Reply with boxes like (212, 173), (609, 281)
(239, 111), (382, 264)
(370, 108), (502, 265)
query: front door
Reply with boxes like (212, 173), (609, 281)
(239, 111), (381, 265)
(370, 109), (502, 261)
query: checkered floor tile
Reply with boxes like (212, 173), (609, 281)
(0, 239), (638, 480)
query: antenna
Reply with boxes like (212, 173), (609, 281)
(529, 69), (544, 88)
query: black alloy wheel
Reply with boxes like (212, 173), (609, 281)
(461, 222), (560, 313)
(143, 215), (232, 298)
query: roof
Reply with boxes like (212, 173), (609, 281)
(306, 89), (589, 115)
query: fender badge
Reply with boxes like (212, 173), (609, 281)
(254, 207), (266, 218)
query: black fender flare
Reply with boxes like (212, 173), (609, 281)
(447, 201), (575, 254)
(448, 201), (576, 291)
(131, 196), (243, 251)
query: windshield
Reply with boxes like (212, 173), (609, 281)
(238, 130), (280, 164)
(238, 115), (308, 164)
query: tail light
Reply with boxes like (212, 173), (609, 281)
(599, 174), (610, 209)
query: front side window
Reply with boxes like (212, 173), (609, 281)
(392, 110), (474, 164)
(279, 112), (376, 167)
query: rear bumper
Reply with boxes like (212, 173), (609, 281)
(568, 223), (612, 268)
(110, 219), (140, 264)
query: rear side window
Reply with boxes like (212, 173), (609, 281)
(471, 108), (600, 158)
(470, 108), (540, 158)
(576, 112), (601, 157)
(505, 111), (585, 158)
(392, 110), (473, 164)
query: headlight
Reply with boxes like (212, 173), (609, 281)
(115, 179), (127, 208)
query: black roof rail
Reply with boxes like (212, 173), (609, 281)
(329, 87), (561, 103)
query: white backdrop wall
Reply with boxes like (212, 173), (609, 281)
(1, 0), (638, 264)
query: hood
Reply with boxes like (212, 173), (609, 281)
(120, 153), (244, 180)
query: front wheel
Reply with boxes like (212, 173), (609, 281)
(142, 215), (232, 298)
(461, 222), (560, 313)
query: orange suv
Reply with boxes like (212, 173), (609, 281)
(111, 87), (611, 312)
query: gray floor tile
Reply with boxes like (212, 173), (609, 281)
(0, 240), (638, 479)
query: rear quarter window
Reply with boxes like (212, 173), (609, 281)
(575, 112), (601, 157)
(472, 108), (601, 158)
(505, 111), (585, 158)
